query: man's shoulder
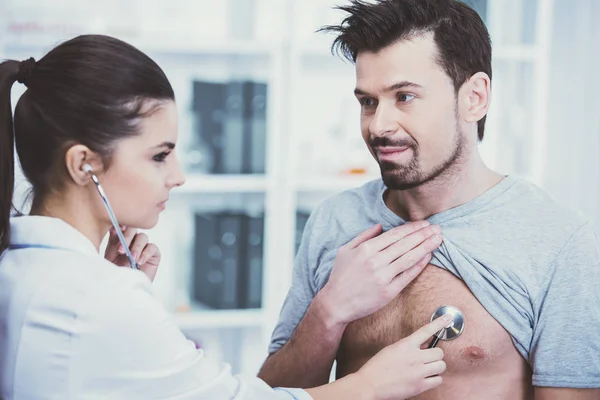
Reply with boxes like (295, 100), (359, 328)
(446, 177), (593, 266)
(503, 177), (589, 231)
(486, 177), (595, 261)
(300, 178), (384, 263)
(310, 178), (384, 220)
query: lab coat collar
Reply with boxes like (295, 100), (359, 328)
(10, 216), (100, 258)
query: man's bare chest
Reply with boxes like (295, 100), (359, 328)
(338, 264), (521, 373)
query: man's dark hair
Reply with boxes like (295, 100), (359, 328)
(321, 0), (492, 140)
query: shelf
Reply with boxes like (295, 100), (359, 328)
(174, 174), (270, 194)
(294, 174), (379, 192)
(172, 309), (266, 330)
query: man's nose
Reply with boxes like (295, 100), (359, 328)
(369, 102), (400, 137)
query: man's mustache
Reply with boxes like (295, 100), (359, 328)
(369, 136), (417, 148)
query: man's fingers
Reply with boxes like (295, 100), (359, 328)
(378, 225), (440, 265)
(346, 224), (383, 249)
(409, 314), (454, 346)
(391, 253), (432, 293)
(389, 234), (442, 276)
(364, 221), (431, 252)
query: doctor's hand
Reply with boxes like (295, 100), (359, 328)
(317, 222), (442, 326)
(104, 226), (161, 281)
(354, 314), (450, 400)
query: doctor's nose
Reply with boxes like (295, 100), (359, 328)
(167, 155), (186, 189)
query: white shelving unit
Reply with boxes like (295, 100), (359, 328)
(174, 175), (270, 194)
(2, 0), (554, 376)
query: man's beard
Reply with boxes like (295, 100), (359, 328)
(372, 128), (465, 191)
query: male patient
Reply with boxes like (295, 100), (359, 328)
(258, 0), (600, 398)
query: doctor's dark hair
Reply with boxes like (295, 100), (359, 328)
(0, 34), (175, 254)
(320, 0), (492, 140)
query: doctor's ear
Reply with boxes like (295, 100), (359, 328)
(64, 144), (104, 186)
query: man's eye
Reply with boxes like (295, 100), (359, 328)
(360, 97), (376, 107)
(398, 93), (415, 102)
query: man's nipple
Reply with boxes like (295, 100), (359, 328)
(460, 345), (488, 362)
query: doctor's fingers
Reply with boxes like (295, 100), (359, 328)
(104, 226), (127, 261)
(138, 242), (160, 266)
(358, 221), (430, 253)
(419, 348), (444, 364)
(127, 233), (150, 262)
(137, 244), (160, 281)
(376, 224), (441, 266)
(421, 360), (447, 378)
(117, 227), (139, 254)
(420, 376), (444, 393)
(406, 313), (453, 347)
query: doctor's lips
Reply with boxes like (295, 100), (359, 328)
(157, 199), (169, 210)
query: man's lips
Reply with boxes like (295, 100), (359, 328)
(375, 146), (412, 161)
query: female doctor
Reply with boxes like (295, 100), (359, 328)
(0, 34), (450, 400)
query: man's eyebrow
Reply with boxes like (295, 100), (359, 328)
(354, 81), (423, 96)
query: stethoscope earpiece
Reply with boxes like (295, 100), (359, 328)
(83, 163), (139, 270)
(82, 164), (93, 174)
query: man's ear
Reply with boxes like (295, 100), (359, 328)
(64, 144), (104, 186)
(461, 71), (491, 125)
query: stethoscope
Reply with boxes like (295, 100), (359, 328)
(83, 164), (139, 270)
(428, 305), (465, 348)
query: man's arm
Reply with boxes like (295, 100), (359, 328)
(530, 222), (600, 396)
(259, 291), (346, 387)
(259, 221), (442, 388)
(535, 388), (600, 399)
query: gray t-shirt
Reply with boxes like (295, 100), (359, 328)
(268, 176), (600, 388)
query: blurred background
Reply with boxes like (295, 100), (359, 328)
(2, 0), (599, 377)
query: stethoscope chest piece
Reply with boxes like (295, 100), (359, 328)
(430, 305), (465, 341)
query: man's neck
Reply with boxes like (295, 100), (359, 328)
(385, 155), (503, 221)
(29, 191), (109, 251)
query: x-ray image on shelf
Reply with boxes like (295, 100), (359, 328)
(193, 212), (264, 310)
(189, 80), (267, 174)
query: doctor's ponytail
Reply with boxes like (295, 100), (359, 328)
(0, 60), (21, 255)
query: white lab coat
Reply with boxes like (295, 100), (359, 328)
(0, 216), (311, 400)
